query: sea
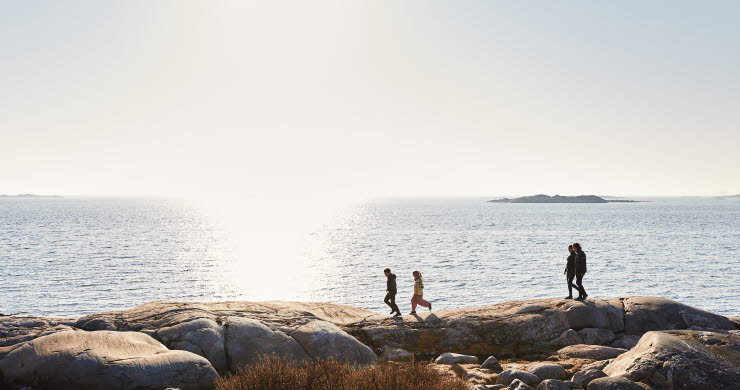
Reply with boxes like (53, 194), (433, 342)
(1, 197), (738, 318)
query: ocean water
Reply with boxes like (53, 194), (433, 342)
(1, 197), (738, 318)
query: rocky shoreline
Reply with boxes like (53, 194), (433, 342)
(1, 297), (738, 389)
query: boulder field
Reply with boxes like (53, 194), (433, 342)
(0, 296), (737, 389)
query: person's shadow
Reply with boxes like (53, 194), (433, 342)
(392, 312), (440, 326)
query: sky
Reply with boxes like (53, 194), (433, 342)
(1, 0), (739, 201)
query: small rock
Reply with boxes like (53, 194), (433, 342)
(481, 355), (503, 371)
(497, 369), (541, 386)
(508, 379), (536, 390)
(434, 352), (479, 364)
(557, 344), (627, 360)
(586, 376), (645, 390)
(571, 369), (607, 389)
(536, 379), (571, 390)
(379, 345), (413, 362)
(527, 362), (566, 380)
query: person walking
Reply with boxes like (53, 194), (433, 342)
(410, 271), (431, 314)
(384, 268), (401, 317)
(564, 244), (578, 299)
(573, 242), (588, 300)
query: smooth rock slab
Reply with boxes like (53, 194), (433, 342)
(623, 297), (736, 334)
(557, 344), (627, 360)
(604, 330), (740, 389)
(497, 369), (541, 386)
(0, 331), (218, 390)
(290, 320), (376, 364)
(434, 352), (479, 364)
(527, 362), (566, 380)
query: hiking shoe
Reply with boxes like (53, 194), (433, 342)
(564, 296), (573, 299)
(409, 311), (416, 315)
(393, 312), (402, 317)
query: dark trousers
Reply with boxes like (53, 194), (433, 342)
(384, 290), (400, 314)
(567, 272), (577, 297)
(575, 273), (587, 297)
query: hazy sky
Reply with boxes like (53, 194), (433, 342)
(2, 0), (739, 200)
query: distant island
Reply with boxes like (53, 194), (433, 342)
(0, 194), (62, 198)
(489, 194), (638, 203)
(715, 194), (740, 200)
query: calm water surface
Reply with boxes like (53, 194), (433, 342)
(1, 197), (738, 317)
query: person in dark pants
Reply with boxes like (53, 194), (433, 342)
(573, 242), (588, 300)
(384, 268), (401, 316)
(564, 244), (578, 299)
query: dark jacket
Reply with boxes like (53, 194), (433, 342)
(386, 273), (397, 292)
(575, 250), (587, 274)
(566, 252), (576, 274)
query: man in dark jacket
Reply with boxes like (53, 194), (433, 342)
(384, 268), (401, 316)
(573, 243), (588, 300)
(564, 245), (578, 299)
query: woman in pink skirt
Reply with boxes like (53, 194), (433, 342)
(410, 270), (432, 314)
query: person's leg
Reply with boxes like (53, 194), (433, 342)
(411, 295), (418, 312)
(384, 292), (394, 313)
(566, 273), (575, 298)
(575, 274), (587, 298)
(579, 274), (587, 298)
(389, 292), (400, 314)
(416, 295), (430, 308)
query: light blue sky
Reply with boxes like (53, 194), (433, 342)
(1, 1), (739, 198)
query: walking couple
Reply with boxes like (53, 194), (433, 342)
(384, 268), (432, 316)
(564, 242), (588, 300)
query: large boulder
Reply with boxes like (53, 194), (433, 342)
(623, 297), (736, 334)
(557, 345), (627, 360)
(290, 320), (376, 364)
(157, 318), (227, 372)
(0, 330), (218, 390)
(225, 317), (311, 371)
(563, 299), (624, 333)
(604, 330), (740, 389)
